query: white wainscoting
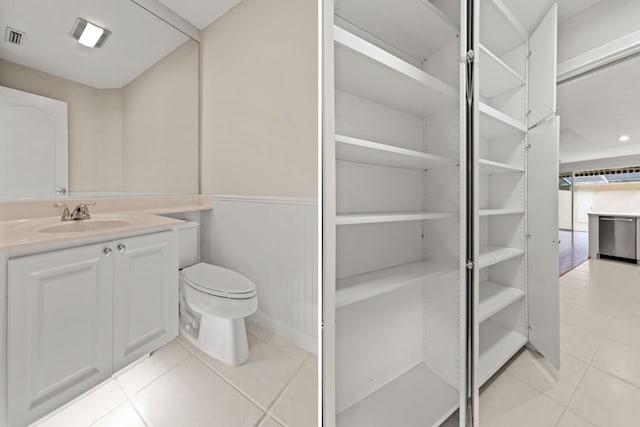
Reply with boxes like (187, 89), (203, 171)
(201, 195), (318, 354)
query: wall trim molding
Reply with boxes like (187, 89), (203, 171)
(558, 30), (640, 83)
(210, 194), (318, 206)
(249, 312), (317, 355)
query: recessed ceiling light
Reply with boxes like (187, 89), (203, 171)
(619, 135), (631, 142)
(70, 18), (110, 48)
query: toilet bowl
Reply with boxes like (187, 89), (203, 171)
(176, 222), (258, 365)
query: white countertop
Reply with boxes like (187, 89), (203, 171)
(0, 212), (184, 252)
(588, 212), (640, 217)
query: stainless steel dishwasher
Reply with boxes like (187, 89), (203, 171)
(599, 216), (637, 260)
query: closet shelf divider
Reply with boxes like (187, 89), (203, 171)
(336, 211), (453, 226)
(479, 280), (525, 322)
(479, 208), (524, 216)
(479, 158), (524, 174)
(335, 260), (457, 308)
(334, 25), (457, 117)
(335, 134), (455, 170)
(479, 245), (524, 269)
(336, 363), (459, 427)
(480, 102), (527, 140)
(479, 44), (525, 98)
(479, 320), (527, 385)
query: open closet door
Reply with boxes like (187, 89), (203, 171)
(528, 4), (557, 127)
(527, 116), (560, 368)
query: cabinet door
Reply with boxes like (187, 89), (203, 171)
(8, 243), (113, 427)
(528, 4), (557, 127)
(527, 117), (560, 368)
(113, 231), (178, 370)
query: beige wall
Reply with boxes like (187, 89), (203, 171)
(559, 190), (572, 229)
(577, 183), (640, 213)
(200, 0), (318, 198)
(122, 40), (199, 194)
(0, 59), (123, 192)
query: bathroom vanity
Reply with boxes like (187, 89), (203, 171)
(0, 210), (190, 426)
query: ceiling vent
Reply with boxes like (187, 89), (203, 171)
(5, 27), (25, 46)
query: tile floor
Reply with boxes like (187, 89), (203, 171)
(480, 257), (640, 427)
(30, 321), (318, 427)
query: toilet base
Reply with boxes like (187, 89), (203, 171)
(180, 315), (250, 365)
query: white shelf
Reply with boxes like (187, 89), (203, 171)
(337, 363), (459, 427)
(479, 159), (523, 175)
(479, 44), (525, 98)
(479, 102), (527, 140)
(335, 135), (455, 170)
(336, 211), (453, 226)
(479, 245), (524, 269)
(479, 321), (527, 385)
(479, 280), (525, 323)
(480, 0), (528, 57)
(336, 260), (456, 308)
(334, 26), (457, 117)
(334, 0), (458, 62)
(479, 208), (524, 216)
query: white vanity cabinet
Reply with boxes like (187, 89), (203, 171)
(7, 243), (114, 427)
(113, 231), (178, 370)
(7, 230), (177, 427)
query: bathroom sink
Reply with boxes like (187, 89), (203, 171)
(37, 219), (132, 234)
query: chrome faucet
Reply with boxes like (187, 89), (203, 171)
(53, 202), (96, 221)
(53, 203), (72, 221)
(71, 202), (96, 220)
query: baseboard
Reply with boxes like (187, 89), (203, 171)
(249, 311), (318, 355)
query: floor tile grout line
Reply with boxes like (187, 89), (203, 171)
(176, 331), (310, 416)
(553, 407), (569, 427)
(124, 395), (149, 427)
(266, 356), (308, 414)
(586, 362), (640, 394)
(561, 350), (591, 418)
(189, 349), (270, 411)
(120, 349), (191, 403)
(117, 336), (300, 425)
(187, 338), (305, 415)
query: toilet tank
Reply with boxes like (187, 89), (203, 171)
(175, 221), (199, 269)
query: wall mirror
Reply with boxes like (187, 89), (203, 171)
(0, 0), (199, 201)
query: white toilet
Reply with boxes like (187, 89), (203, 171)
(176, 221), (258, 365)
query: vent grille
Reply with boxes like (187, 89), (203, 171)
(5, 27), (25, 46)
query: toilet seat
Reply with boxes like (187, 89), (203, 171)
(180, 263), (256, 299)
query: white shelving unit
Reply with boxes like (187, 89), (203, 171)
(479, 280), (525, 322)
(325, 0), (465, 426)
(336, 363), (459, 427)
(478, 44), (525, 98)
(334, 26), (457, 117)
(478, 245), (524, 269)
(479, 102), (526, 139)
(479, 208), (524, 217)
(478, 321), (528, 385)
(336, 211), (453, 226)
(335, 135), (455, 170)
(479, 159), (523, 175)
(324, 0), (560, 425)
(473, 2), (560, 423)
(336, 261), (456, 308)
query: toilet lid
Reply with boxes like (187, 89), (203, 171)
(181, 263), (256, 298)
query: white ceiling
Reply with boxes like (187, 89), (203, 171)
(157, 0), (241, 30)
(502, 0), (600, 32)
(0, 0), (190, 88)
(558, 54), (640, 164)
